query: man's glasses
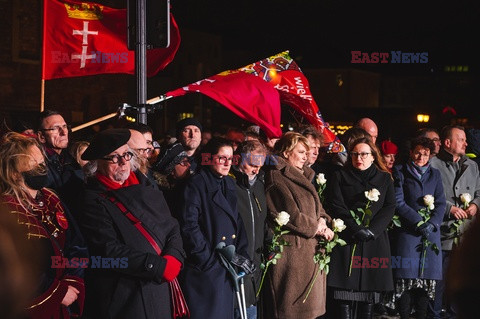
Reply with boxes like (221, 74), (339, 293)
(40, 124), (71, 133)
(102, 152), (134, 164)
(350, 152), (371, 159)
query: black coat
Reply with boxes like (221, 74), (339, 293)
(45, 148), (84, 220)
(231, 167), (268, 308)
(177, 168), (249, 319)
(327, 165), (396, 292)
(79, 173), (185, 319)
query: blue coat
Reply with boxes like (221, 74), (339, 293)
(391, 163), (446, 280)
(177, 168), (249, 319)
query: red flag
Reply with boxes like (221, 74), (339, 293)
(42, 0), (180, 80)
(238, 51), (341, 148)
(166, 71), (282, 138)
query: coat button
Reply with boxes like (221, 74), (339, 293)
(231, 234), (236, 239)
(147, 263), (153, 269)
(221, 236), (226, 241)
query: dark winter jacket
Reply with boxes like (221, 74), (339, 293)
(391, 163), (446, 280)
(230, 167), (268, 308)
(80, 173), (185, 319)
(177, 167), (249, 319)
(327, 164), (396, 292)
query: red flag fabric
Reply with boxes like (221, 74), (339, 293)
(42, 0), (180, 80)
(238, 51), (341, 148)
(167, 71), (282, 138)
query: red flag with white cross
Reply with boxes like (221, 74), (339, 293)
(42, 0), (180, 79)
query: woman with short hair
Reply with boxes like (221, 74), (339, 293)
(263, 132), (334, 319)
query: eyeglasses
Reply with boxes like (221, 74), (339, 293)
(430, 138), (440, 142)
(40, 124), (71, 133)
(217, 156), (234, 164)
(135, 148), (152, 155)
(102, 152), (133, 164)
(350, 152), (371, 159)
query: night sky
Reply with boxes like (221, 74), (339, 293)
(172, 0), (478, 74)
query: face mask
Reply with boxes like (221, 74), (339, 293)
(22, 170), (49, 190)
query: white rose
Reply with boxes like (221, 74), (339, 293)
(316, 173), (327, 186)
(423, 195), (435, 208)
(365, 188), (380, 202)
(332, 218), (346, 232)
(460, 193), (472, 205)
(275, 211), (290, 226)
(428, 203), (435, 211)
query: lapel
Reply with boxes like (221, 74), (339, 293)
(201, 169), (237, 222)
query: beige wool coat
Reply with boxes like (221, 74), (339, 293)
(263, 157), (331, 319)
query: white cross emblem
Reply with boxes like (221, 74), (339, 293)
(71, 21), (98, 68)
(71, 46), (96, 68)
(73, 21), (98, 45)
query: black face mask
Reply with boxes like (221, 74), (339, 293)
(22, 171), (49, 190)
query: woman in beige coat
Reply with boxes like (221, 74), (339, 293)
(263, 132), (333, 319)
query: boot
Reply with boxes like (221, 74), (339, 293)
(359, 302), (373, 319)
(340, 302), (352, 319)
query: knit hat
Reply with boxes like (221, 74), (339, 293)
(175, 118), (202, 137)
(380, 140), (398, 155)
(153, 143), (188, 175)
(82, 129), (131, 160)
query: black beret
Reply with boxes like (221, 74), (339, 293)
(153, 143), (188, 175)
(82, 128), (131, 160)
(175, 118), (203, 137)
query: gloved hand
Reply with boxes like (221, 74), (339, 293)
(231, 253), (256, 275)
(163, 255), (182, 282)
(416, 222), (435, 238)
(352, 228), (375, 242)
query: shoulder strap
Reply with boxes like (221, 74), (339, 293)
(102, 193), (162, 255)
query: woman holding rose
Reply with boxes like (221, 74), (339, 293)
(263, 132), (334, 319)
(391, 137), (446, 319)
(327, 137), (396, 319)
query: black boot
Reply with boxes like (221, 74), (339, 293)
(340, 302), (352, 319)
(359, 302), (373, 319)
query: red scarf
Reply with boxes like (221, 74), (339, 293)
(96, 171), (139, 190)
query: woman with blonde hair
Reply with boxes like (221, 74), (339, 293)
(0, 132), (87, 318)
(263, 131), (334, 319)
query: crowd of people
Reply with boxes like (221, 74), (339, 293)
(0, 110), (479, 319)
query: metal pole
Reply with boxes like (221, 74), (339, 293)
(135, 0), (147, 124)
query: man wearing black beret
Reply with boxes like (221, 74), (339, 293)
(79, 128), (186, 319)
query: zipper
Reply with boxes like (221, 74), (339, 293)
(246, 189), (255, 258)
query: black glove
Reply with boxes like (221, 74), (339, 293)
(231, 253), (256, 275)
(352, 228), (375, 242)
(416, 222), (435, 238)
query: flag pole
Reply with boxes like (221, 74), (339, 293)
(40, 0), (47, 112)
(135, 0), (148, 124)
(71, 112), (117, 132)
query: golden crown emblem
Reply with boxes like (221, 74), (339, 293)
(64, 3), (104, 20)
